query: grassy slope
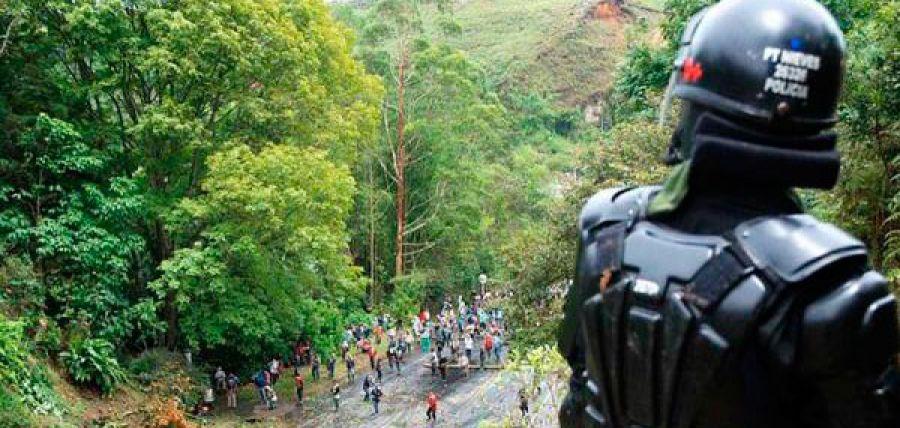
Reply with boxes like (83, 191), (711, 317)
(426, 0), (662, 107)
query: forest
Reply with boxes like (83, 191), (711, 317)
(0, 0), (897, 426)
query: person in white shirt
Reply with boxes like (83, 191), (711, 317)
(412, 316), (421, 335)
(459, 352), (470, 377)
(214, 366), (226, 391)
(268, 358), (281, 385)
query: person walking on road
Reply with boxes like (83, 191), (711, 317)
(327, 354), (336, 379)
(214, 366), (227, 392)
(225, 373), (239, 408)
(464, 334), (474, 361)
(371, 383), (383, 415)
(363, 374), (372, 401)
(459, 352), (470, 378)
(387, 344), (396, 372)
(254, 368), (269, 407)
(421, 326), (431, 353)
(430, 350), (438, 377)
(294, 372), (305, 406)
(345, 355), (356, 383)
(405, 330), (415, 356)
(479, 342), (487, 370)
(331, 382), (341, 411)
(368, 347), (377, 371)
(426, 392), (438, 422)
(268, 357), (281, 386)
(438, 355), (448, 380)
(311, 353), (321, 381)
(376, 357), (384, 383)
(519, 388), (529, 418)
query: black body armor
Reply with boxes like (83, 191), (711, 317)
(563, 186), (899, 428)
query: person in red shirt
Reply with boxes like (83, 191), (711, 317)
(482, 333), (494, 368)
(294, 373), (304, 405)
(426, 391), (438, 422)
(368, 347), (377, 370)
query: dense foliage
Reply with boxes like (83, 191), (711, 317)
(352, 0), (506, 301)
(0, 0), (379, 412)
(0, 314), (64, 425)
(820, 1), (900, 283)
(153, 145), (361, 362)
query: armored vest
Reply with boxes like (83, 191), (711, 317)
(575, 186), (890, 428)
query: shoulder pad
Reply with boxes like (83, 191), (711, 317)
(801, 271), (898, 375)
(580, 186), (660, 232)
(735, 214), (868, 284)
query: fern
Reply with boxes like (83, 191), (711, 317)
(60, 338), (127, 396)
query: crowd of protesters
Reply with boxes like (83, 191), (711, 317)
(221, 314), (416, 415)
(197, 291), (508, 423)
(418, 293), (507, 383)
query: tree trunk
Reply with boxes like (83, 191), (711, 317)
(394, 46), (408, 279)
(872, 116), (888, 270)
(152, 216), (177, 349)
(368, 156), (379, 306)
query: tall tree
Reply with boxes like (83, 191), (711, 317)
(351, 0), (504, 294)
(360, 0), (424, 279)
(152, 144), (362, 366)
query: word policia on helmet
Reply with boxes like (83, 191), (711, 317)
(763, 47), (822, 99)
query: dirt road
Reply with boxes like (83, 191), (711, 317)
(292, 349), (525, 427)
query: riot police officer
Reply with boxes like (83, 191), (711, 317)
(558, 0), (900, 427)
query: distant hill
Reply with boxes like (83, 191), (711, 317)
(336, 0), (664, 110)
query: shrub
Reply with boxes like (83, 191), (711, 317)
(33, 319), (63, 356)
(150, 398), (192, 428)
(128, 348), (170, 377)
(0, 387), (33, 428)
(0, 314), (65, 417)
(60, 337), (127, 395)
(0, 317), (29, 387)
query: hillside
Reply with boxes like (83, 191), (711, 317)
(433, 0), (663, 108)
(334, 0), (663, 108)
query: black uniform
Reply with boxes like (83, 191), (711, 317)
(558, 1), (900, 427)
(560, 182), (899, 428)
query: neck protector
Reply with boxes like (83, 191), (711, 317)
(649, 112), (840, 216)
(688, 111), (840, 189)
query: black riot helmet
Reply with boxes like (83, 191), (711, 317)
(672, 0), (846, 129)
(662, 0), (847, 190)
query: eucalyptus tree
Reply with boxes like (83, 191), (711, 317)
(347, 0), (504, 306)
